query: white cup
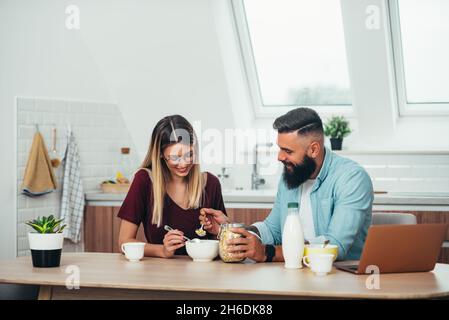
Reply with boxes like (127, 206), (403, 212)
(121, 242), (145, 262)
(302, 253), (334, 276)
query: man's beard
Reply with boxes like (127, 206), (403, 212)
(282, 155), (317, 189)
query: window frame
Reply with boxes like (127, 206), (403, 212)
(231, 0), (354, 119)
(389, 0), (449, 117)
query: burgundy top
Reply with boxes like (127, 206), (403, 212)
(117, 169), (227, 255)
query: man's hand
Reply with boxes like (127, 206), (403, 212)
(226, 227), (266, 262)
(199, 208), (229, 235)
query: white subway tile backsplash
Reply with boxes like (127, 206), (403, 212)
(68, 101), (84, 113)
(18, 250), (29, 257)
(34, 98), (53, 112)
(438, 165), (449, 178)
(424, 178), (449, 191)
(386, 165), (412, 178)
(343, 153), (449, 189)
(90, 166), (106, 177)
(411, 165), (438, 179)
(18, 125), (35, 139)
(19, 209), (36, 223)
(52, 100), (68, 113)
(18, 223), (28, 237)
(18, 237), (29, 252)
(363, 165), (387, 178)
(17, 140), (28, 153)
(243, 152), (449, 193)
(34, 111), (45, 125)
(17, 112), (28, 125)
(17, 97), (35, 111)
(17, 195), (27, 210)
(26, 197), (49, 209)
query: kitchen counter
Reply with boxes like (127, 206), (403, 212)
(1, 253), (449, 300)
(85, 190), (449, 207)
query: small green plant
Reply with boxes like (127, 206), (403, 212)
(26, 215), (66, 234)
(324, 116), (351, 139)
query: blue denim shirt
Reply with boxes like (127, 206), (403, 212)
(253, 147), (373, 261)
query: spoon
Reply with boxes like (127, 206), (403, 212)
(196, 208), (207, 237)
(195, 224), (206, 237)
(49, 127), (61, 168)
(163, 225), (191, 242)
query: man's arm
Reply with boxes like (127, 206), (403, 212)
(323, 168), (374, 260)
(251, 177), (285, 245)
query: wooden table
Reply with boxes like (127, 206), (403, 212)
(1, 253), (449, 300)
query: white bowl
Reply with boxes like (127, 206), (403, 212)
(185, 239), (219, 262)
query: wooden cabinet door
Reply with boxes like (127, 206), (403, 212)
(226, 208), (271, 226)
(84, 206), (114, 253)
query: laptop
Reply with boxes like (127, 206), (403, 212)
(335, 224), (448, 274)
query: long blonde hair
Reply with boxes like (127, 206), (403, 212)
(140, 115), (203, 227)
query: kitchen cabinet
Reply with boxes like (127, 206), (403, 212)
(226, 208), (271, 226)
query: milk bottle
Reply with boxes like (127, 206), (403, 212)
(282, 202), (304, 269)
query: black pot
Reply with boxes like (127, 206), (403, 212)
(28, 233), (63, 268)
(330, 138), (343, 150)
(30, 249), (62, 268)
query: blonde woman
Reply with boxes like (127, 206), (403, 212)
(118, 115), (227, 258)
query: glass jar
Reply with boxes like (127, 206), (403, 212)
(218, 223), (245, 263)
(119, 147), (132, 182)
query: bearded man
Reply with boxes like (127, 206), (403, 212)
(201, 107), (373, 262)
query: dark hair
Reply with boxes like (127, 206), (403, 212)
(273, 107), (323, 136)
(151, 114), (196, 151)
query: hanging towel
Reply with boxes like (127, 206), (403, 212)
(21, 131), (57, 197)
(60, 131), (85, 243)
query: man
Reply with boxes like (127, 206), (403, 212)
(201, 107), (373, 262)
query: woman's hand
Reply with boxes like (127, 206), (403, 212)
(199, 208), (229, 235)
(162, 229), (185, 258)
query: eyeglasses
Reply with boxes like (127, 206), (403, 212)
(163, 152), (194, 164)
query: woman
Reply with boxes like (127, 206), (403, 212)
(118, 115), (227, 258)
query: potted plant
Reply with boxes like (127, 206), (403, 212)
(26, 215), (66, 268)
(324, 116), (351, 150)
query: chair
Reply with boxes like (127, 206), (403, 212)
(372, 212), (417, 225)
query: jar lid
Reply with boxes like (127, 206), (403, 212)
(220, 223), (245, 228)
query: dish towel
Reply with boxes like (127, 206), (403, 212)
(21, 132), (57, 197)
(60, 131), (85, 243)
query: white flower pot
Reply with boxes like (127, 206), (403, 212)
(28, 233), (64, 268)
